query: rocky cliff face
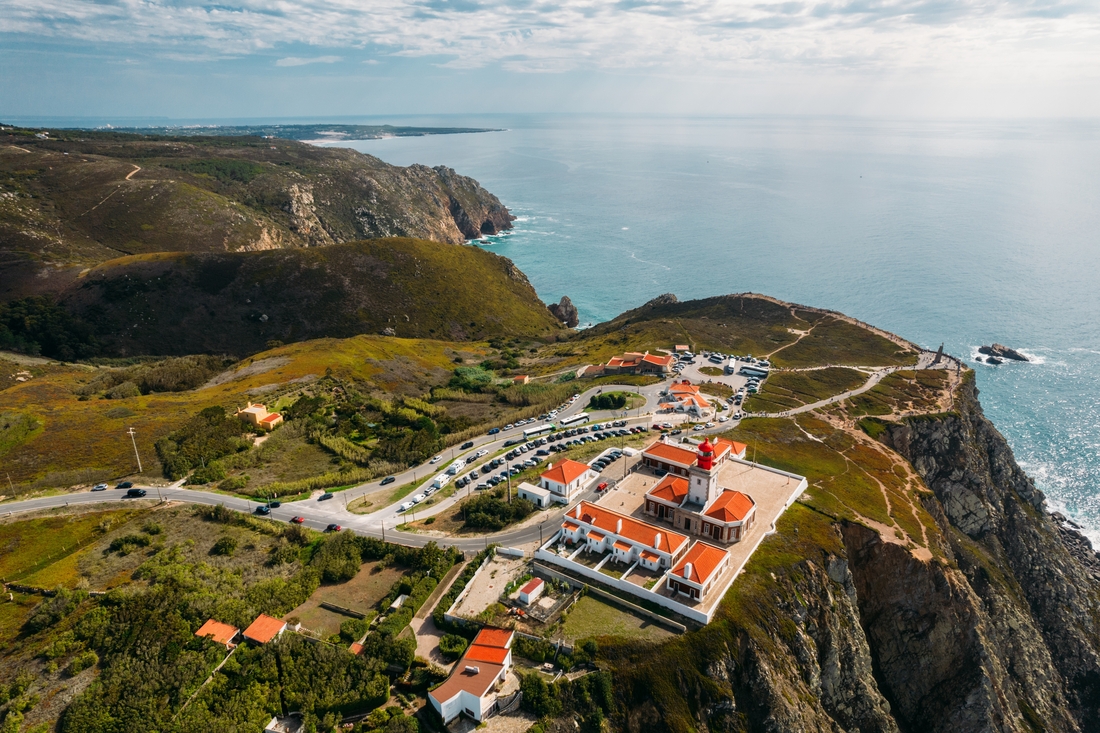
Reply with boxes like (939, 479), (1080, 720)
(548, 295), (580, 327)
(610, 376), (1100, 733)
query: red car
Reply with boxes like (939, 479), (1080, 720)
(290, 516), (305, 524)
(597, 482), (609, 492)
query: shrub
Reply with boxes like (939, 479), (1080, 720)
(340, 617), (371, 643)
(66, 651), (98, 676)
(449, 366), (494, 392)
(462, 490), (535, 531)
(310, 531), (361, 583)
(141, 521), (163, 535)
(156, 405), (250, 480)
(588, 392), (628, 410)
(107, 534), (151, 554)
(105, 381), (141, 400)
(218, 475), (249, 491)
(438, 634), (468, 661)
(187, 462), (227, 485)
(211, 536), (238, 556)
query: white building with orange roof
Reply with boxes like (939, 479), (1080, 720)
(428, 627), (514, 724)
(236, 402), (283, 431)
(667, 542), (731, 602)
(538, 459), (598, 503)
(662, 380), (714, 417)
(589, 350), (676, 377)
(559, 501), (690, 570)
(644, 438), (757, 544)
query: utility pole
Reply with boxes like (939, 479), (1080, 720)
(381, 520), (385, 542)
(6, 474), (13, 494)
(127, 428), (142, 473)
(506, 458), (512, 503)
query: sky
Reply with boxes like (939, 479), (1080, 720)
(2, 0), (1099, 120)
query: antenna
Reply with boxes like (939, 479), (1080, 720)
(127, 427), (143, 473)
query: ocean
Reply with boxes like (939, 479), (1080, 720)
(335, 115), (1100, 544)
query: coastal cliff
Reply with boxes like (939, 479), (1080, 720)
(607, 375), (1100, 733)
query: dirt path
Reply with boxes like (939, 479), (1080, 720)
(748, 366), (904, 418)
(764, 320), (819, 360)
(125, 164), (140, 180)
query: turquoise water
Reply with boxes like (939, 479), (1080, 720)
(340, 116), (1100, 542)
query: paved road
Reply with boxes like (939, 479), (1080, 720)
(0, 373), (733, 553)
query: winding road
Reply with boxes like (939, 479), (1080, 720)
(2, 351), (948, 553)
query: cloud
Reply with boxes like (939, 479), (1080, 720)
(275, 55), (342, 66)
(0, 0), (1097, 78)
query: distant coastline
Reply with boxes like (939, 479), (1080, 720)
(81, 122), (504, 142)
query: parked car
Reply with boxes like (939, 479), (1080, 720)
(381, 475), (396, 485)
(399, 501), (415, 512)
(319, 492), (334, 501)
(326, 524), (342, 532)
(718, 416), (729, 423)
(125, 488), (146, 498)
(597, 482), (609, 491)
(93, 483), (108, 491)
(291, 516), (305, 524)
(115, 481), (133, 489)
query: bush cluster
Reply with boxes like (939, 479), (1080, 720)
(462, 489), (535, 531)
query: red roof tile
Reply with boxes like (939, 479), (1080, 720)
(466, 644), (510, 665)
(243, 614), (286, 644)
(350, 642), (364, 655)
(195, 619), (238, 646)
(672, 542), (728, 585)
(712, 438), (747, 459)
(613, 540), (631, 552)
(704, 490), (755, 522)
(541, 459), (591, 486)
(647, 474), (689, 503)
(570, 501), (688, 554)
(643, 441), (700, 467)
(520, 578), (544, 595)
(473, 627), (513, 649)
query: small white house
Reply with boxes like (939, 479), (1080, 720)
(517, 482), (553, 508)
(429, 628), (514, 724)
(539, 460), (598, 503)
(518, 577), (545, 605)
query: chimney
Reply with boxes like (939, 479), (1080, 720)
(616, 519), (622, 534)
(683, 562), (692, 579)
(575, 505), (582, 519)
(654, 533), (662, 549)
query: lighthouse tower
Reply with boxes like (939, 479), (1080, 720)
(687, 438), (720, 506)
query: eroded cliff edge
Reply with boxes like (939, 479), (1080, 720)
(607, 374), (1100, 733)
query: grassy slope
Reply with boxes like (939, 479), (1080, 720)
(743, 366), (867, 412)
(0, 336), (492, 492)
(1, 128), (512, 288)
(51, 237), (560, 356)
(530, 295), (917, 376)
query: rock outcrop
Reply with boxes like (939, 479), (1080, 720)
(978, 343), (1029, 361)
(548, 296), (580, 328)
(612, 375), (1100, 733)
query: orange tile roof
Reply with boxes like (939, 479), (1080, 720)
(587, 531), (605, 541)
(640, 550), (660, 562)
(642, 353), (674, 367)
(644, 441), (700, 467)
(195, 619), (238, 646)
(713, 438), (747, 458)
(571, 501), (688, 554)
(466, 644), (511, 665)
(541, 459), (591, 486)
(613, 540), (631, 552)
(563, 520), (580, 531)
(473, 627), (514, 649)
(243, 614), (286, 644)
(704, 490), (755, 522)
(520, 578), (544, 595)
(349, 642), (364, 655)
(647, 474), (689, 503)
(669, 381), (700, 395)
(672, 542), (728, 585)
(260, 413), (282, 423)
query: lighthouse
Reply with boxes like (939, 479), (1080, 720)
(687, 438), (720, 506)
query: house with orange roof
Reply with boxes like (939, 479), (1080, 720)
(667, 542), (731, 602)
(661, 380), (714, 417)
(236, 402), (283, 431)
(539, 459), (598, 503)
(195, 619), (239, 648)
(513, 375), (530, 385)
(429, 627), (515, 724)
(589, 350), (675, 377)
(643, 438), (757, 543)
(242, 614), (287, 644)
(559, 501), (690, 570)
(518, 577), (545, 605)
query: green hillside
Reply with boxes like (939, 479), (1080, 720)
(0, 128), (514, 300)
